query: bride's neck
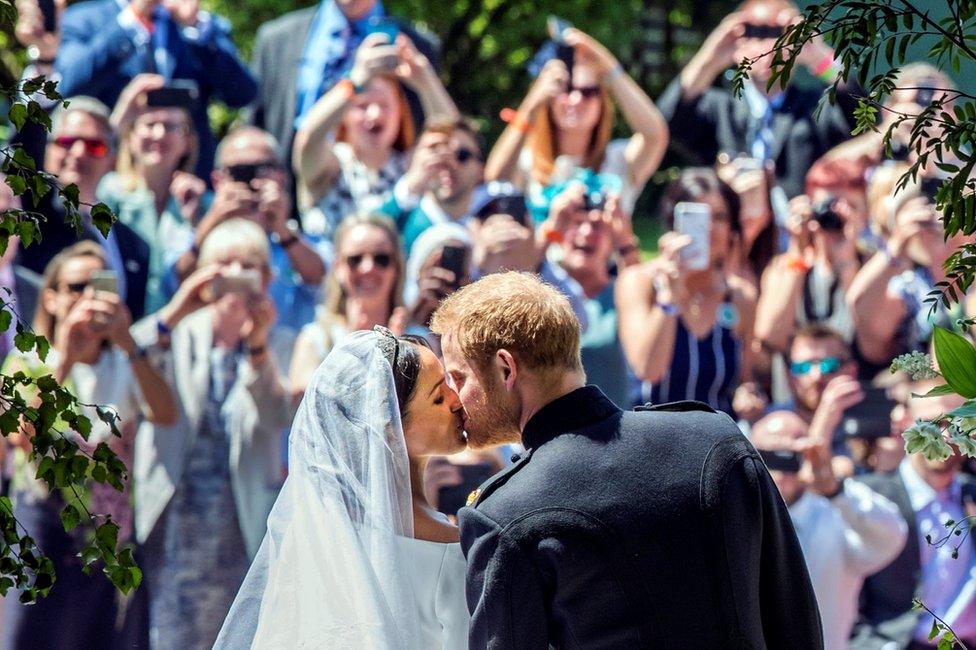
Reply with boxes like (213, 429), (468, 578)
(409, 456), (460, 543)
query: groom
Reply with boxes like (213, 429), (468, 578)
(431, 272), (823, 648)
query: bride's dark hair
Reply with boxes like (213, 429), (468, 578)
(374, 327), (432, 418)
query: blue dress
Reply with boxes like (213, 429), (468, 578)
(633, 298), (741, 416)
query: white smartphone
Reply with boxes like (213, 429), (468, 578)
(673, 202), (711, 271)
(89, 270), (119, 295)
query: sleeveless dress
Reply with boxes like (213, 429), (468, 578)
(634, 297), (742, 416)
(396, 537), (469, 649)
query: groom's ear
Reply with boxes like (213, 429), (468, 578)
(495, 349), (518, 391)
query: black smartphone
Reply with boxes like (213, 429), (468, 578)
(555, 42), (575, 88)
(758, 448), (802, 474)
(474, 195), (529, 226)
(145, 80), (200, 111)
(920, 177), (942, 204)
(743, 24), (785, 39)
(438, 245), (467, 283)
(812, 196), (845, 232)
(841, 386), (896, 441)
(39, 0), (57, 33)
(437, 463), (498, 516)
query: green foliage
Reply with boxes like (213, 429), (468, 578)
(933, 327), (976, 399)
(0, 37), (135, 604)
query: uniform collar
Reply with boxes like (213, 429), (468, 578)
(521, 385), (620, 450)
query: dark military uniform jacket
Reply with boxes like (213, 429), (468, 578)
(458, 386), (824, 649)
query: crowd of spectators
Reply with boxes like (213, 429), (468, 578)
(2, 0), (975, 647)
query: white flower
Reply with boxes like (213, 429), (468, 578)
(949, 424), (976, 458)
(903, 420), (953, 462)
(890, 351), (939, 380)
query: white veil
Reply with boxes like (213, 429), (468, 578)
(214, 329), (421, 649)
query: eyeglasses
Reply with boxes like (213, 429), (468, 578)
(455, 147), (481, 164)
(790, 356), (845, 376)
(743, 23), (785, 39)
(346, 252), (393, 270)
(51, 136), (110, 158)
(565, 86), (602, 100)
(133, 120), (188, 136)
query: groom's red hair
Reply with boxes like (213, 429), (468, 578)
(430, 271), (582, 373)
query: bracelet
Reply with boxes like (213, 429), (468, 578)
(605, 62), (626, 82)
(541, 223), (564, 244)
(500, 108), (530, 134)
(156, 317), (172, 338)
(189, 242), (201, 258)
(822, 479), (845, 500)
(126, 344), (148, 361)
(656, 302), (680, 317)
(246, 344), (268, 357)
(279, 234), (300, 250)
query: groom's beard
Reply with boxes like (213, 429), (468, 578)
(464, 378), (521, 450)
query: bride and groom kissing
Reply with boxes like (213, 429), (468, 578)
(215, 272), (824, 649)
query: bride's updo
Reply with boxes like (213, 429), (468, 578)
(374, 326), (431, 419)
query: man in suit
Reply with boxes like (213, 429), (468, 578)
(16, 97), (150, 320)
(431, 272), (823, 648)
(657, 0), (850, 200)
(851, 383), (976, 649)
(247, 0), (439, 171)
(54, 0), (256, 176)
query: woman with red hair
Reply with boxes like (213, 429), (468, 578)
(485, 28), (668, 215)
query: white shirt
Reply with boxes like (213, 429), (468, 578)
(789, 479), (908, 650)
(899, 460), (976, 642)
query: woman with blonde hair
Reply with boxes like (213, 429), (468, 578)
(97, 74), (208, 314)
(294, 33), (458, 240)
(484, 28), (668, 215)
(289, 213), (407, 394)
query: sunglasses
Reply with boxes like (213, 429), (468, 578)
(61, 280), (90, 294)
(790, 356), (845, 377)
(346, 252), (393, 270)
(743, 23), (785, 39)
(52, 136), (110, 158)
(565, 85), (602, 100)
(455, 147), (481, 164)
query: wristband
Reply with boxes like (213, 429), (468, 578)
(541, 224), (564, 244)
(156, 317), (172, 338)
(785, 255), (811, 273)
(126, 344), (148, 361)
(500, 108), (530, 134)
(337, 78), (357, 100)
(246, 344), (268, 357)
(822, 479), (844, 500)
(279, 234), (300, 250)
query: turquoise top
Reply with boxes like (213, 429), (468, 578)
(579, 281), (630, 408)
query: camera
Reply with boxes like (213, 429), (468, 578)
(583, 190), (605, 212)
(812, 196), (844, 232)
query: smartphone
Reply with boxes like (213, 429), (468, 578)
(920, 177), (942, 204)
(145, 80), (200, 111)
(366, 16), (400, 43)
(474, 196), (529, 227)
(437, 463), (498, 516)
(39, 0), (57, 33)
(915, 78), (938, 107)
(212, 269), (262, 298)
(743, 23), (784, 39)
(89, 270), (119, 295)
(841, 386), (897, 441)
(546, 15), (572, 42)
(758, 448), (802, 474)
(673, 202), (711, 271)
(438, 245), (467, 283)
(731, 156), (764, 173)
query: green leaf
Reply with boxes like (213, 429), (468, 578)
(928, 619), (940, 641)
(0, 309), (12, 333)
(13, 326), (34, 353)
(7, 104), (27, 131)
(89, 203), (115, 238)
(4, 175), (26, 197)
(59, 505), (80, 532)
(95, 521), (119, 554)
(933, 327), (976, 398)
(35, 335), (50, 362)
(948, 400), (976, 418)
(11, 148), (36, 173)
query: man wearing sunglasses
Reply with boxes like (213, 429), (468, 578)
(751, 410), (907, 650)
(16, 97), (151, 320)
(380, 118), (485, 254)
(775, 323), (867, 457)
(172, 125), (329, 333)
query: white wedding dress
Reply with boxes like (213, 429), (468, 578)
(214, 330), (471, 649)
(396, 537), (468, 649)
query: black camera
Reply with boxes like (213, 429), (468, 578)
(812, 196), (844, 232)
(583, 190), (606, 212)
(920, 177), (942, 204)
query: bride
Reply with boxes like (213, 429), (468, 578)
(215, 327), (470, 648)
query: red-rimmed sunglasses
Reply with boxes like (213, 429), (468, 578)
(52, 136), (110, 158)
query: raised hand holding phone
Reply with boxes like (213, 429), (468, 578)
(673, 202), (711, 271)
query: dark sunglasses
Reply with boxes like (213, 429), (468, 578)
(790, 356), (845, 377)
(52, 136), (110, 158)
(61, 280), (90, 294)
(225, 162), (283, 184)
(455, 147), (481, 164)
(743, 23), (785, 39)
(346, 252), (393, 270)
(567, 85), (602, 100)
